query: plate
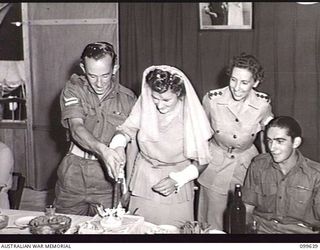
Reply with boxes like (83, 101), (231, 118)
(158, 225), (180, 234)
(144, 222), (180, 234)
(207, 229), (226, 234)
(14, 216), (36, 227)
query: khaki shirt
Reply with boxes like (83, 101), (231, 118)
(203, 86), (273, 151)
(60, 74), (137, 146)
(198, 86), (273, 193)
(243, 151), (320, 227)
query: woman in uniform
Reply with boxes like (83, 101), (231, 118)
(198, 53), (274, 231)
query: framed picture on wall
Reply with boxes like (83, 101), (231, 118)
(199, 2), (253, 30)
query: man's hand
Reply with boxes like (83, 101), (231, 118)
(114, 147), (126, 166)
(100, 146), (125, 180)
(152, 177), (177, 196)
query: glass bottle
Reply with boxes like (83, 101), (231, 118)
(247, 220), (258, 234)
(230, 184), (246, 234)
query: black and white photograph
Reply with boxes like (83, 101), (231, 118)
(1, 2), (320, 247)
(199, 2), (253, 30)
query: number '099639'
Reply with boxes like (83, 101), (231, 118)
(300, 244), (318, 248)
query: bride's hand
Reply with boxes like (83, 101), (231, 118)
(152, 177), (177, 196)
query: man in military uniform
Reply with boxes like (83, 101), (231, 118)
(198, 53), (274, 231)
(243, 116), (320, 234)
(55, 42), (137, 216)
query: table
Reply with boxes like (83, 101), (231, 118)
(0, 209), (161, 234)
(0, 209), (93, 234)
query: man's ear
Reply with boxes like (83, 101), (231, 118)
(113, 65), (120, 75)
(253, 80), (260, 88)
(80, 62), (86, 73)
(293, 136), (302, 149)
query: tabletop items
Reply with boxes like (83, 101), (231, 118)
(0, 215), (8, 230)
(0, 208), (231, 234)
(28, 215), (72, 234)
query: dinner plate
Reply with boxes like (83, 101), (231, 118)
(143, 222), (180, 234)
(14, 216), (37, 227)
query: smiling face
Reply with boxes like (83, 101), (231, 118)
(229, 67), (259, 102)
(266, 126), (301, 164)
(151, 89), (180, 114)
(80, 55), (113, 98)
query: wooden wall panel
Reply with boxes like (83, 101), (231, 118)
(28, 3), (116, 20)
(26, 3), (118, 189)
(30, 24), (117, 126)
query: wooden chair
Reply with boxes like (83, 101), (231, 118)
(8, 172), (25, 210)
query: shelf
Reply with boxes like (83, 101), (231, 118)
(0, 120), (27, 129)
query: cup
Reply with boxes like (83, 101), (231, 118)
(44, 205), (56, 217)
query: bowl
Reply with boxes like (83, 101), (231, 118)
(0, 215), (9, 229)
(29, 215), (71, 234)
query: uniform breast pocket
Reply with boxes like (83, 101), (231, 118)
(287, 185), (313, 218)
(82, 103), (96, 117)
(242, 123), (261, 139)
(256, 183), (277, 213)
(106, 111), (127, 127)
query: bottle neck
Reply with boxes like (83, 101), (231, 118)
(234, 187), (243, 202)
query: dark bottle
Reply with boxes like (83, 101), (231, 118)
(230, 184), (246, 234)
(247, 220), (258, 234)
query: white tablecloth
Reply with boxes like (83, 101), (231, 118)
(0, 208), (160, 234)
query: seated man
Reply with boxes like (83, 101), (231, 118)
(0, 141), (13, 209)
(243, 116), (320, 234)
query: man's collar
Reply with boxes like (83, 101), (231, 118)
(271, 150), (306, 174)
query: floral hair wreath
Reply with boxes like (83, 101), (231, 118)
(155, 71), (179, 83)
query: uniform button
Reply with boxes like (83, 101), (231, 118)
(230, 155), (235, 159)
(216, 130), (220, 133)
(98, 103), (102, 107)
(97, 120), (100, 123)
(251, 133), (255, 137)
(233, 135), (237, 139)
(278, 196), (282, 199)
(235, 118), (239, 122)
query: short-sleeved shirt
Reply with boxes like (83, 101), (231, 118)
(202, 86), (273, 151)
(243, 151), (320, 227)
(198, 86), (273, 193)
(60, 74), (137, 146)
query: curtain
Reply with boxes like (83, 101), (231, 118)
(119, 2), (320, 162)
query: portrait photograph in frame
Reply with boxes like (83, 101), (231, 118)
(199, 2), (253, 30)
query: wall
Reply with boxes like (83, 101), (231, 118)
(119, 2), (320, 162)
(26, 3), (119, 190)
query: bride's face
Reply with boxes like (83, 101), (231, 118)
(151, 89), (180, 114)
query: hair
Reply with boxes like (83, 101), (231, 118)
(80, 42), (117, 67)
(266, 116), (302, 140)
(227, 52), (264, 83)
(145, 69), (186, 98)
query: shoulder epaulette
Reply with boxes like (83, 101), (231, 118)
(208, 89), (224, 100)
(305, 158), (320, 174)
(119, 84), (136, 99)
(69, 74), (85, 85)
(253, 153), (272, 162)
(255, 91), (271, 103)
